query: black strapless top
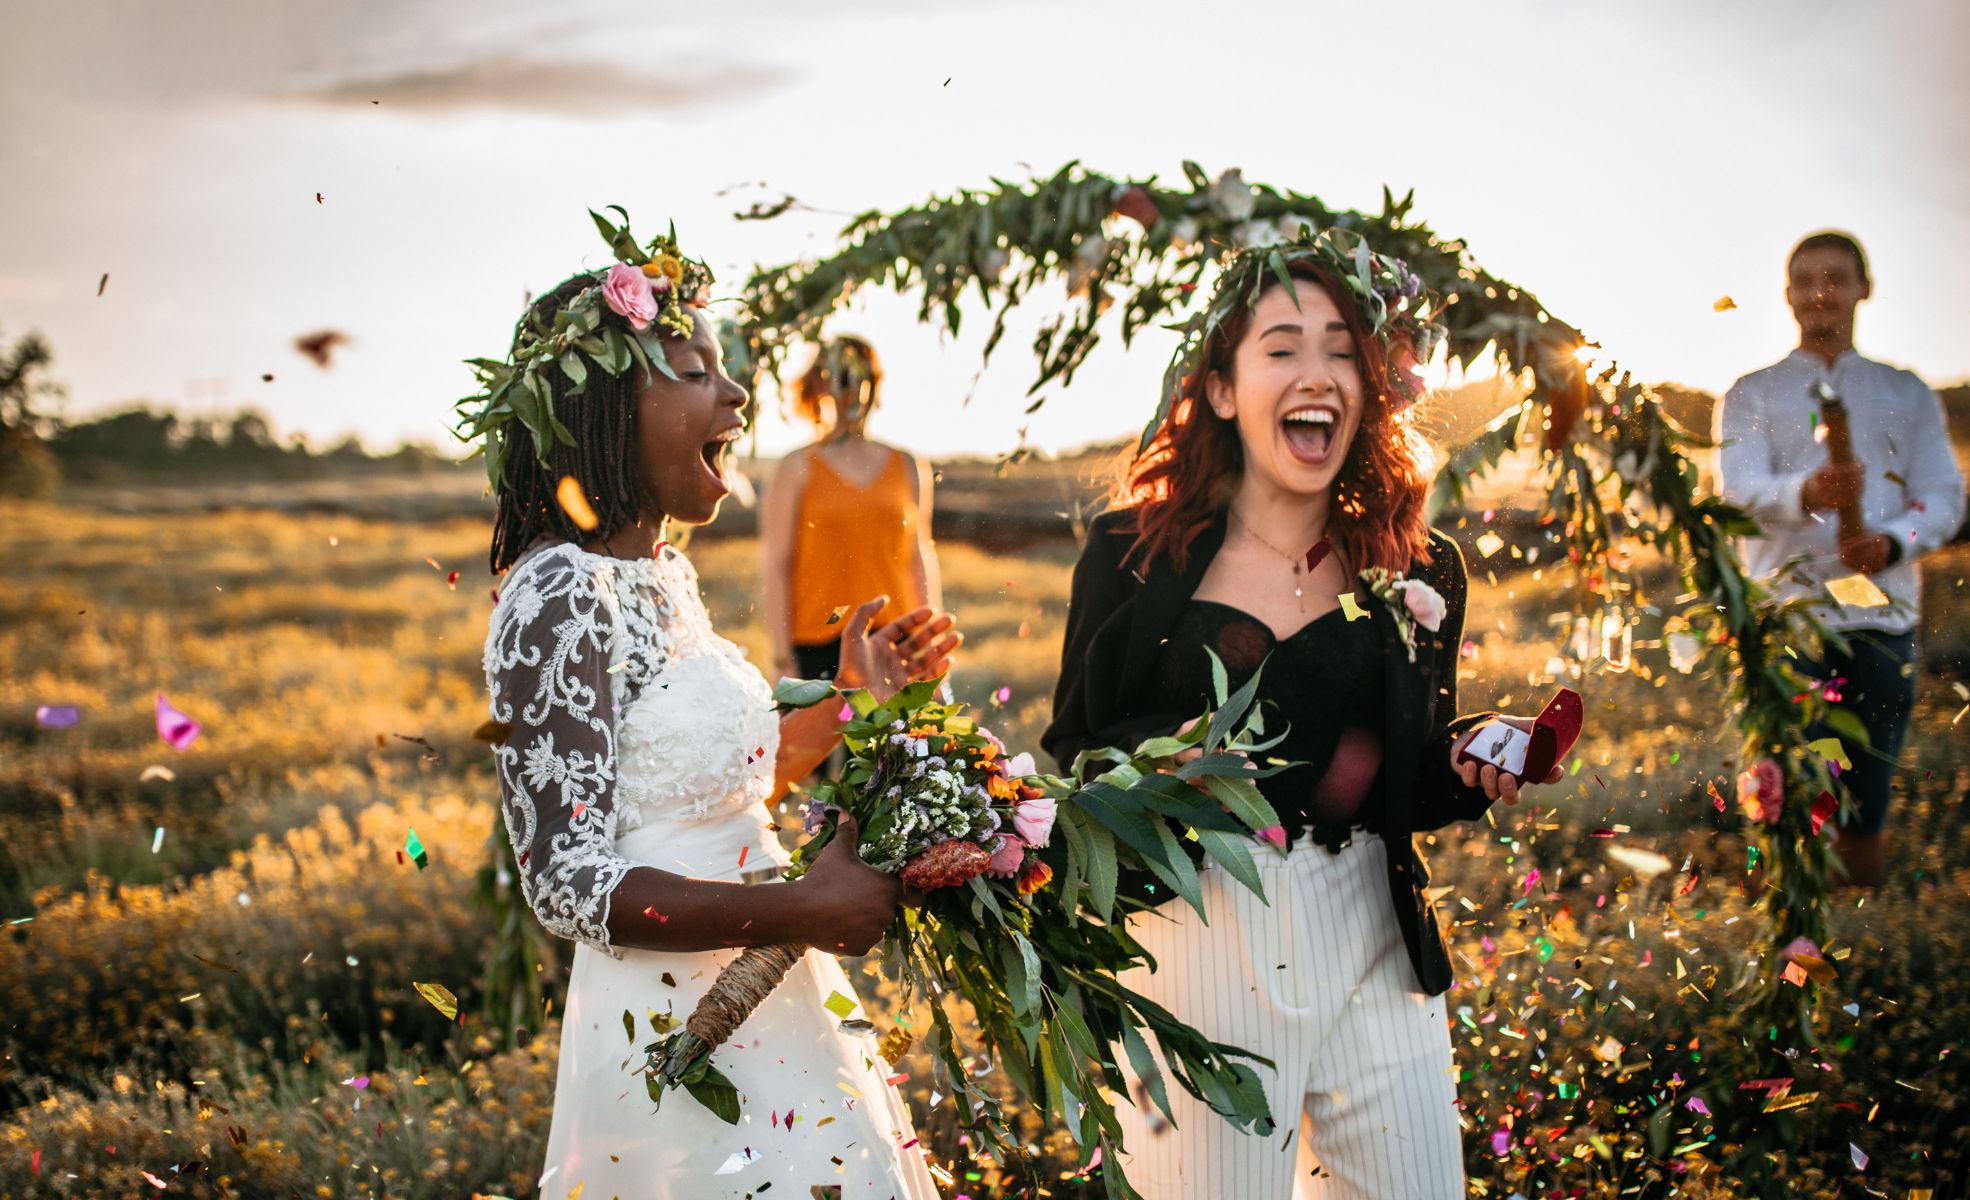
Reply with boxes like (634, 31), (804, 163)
(1148, 599), (1387, 852)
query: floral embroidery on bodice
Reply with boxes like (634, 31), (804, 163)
(481, 541), (779, 956)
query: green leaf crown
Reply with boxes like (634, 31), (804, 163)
(452, 207), (716, 488)
(1148, 226), (1446, 450)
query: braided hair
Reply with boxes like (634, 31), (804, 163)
(487, 274), (651, 574)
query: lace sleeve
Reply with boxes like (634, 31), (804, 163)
(483, 550), (639, 958)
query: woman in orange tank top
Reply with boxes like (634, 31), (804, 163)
(762, 336), (943, 683)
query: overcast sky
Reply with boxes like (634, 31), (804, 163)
(3, 0), (1966, 459)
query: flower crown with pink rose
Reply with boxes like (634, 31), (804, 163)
(1147, 226), (1446, 448)
(453, 206), (716, 488)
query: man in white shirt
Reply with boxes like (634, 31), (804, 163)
(1716, 231), (1965, 888)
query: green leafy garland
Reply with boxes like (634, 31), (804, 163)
(733, 161), (1848, 1160)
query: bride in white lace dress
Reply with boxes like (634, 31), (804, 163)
(470, 235), (959, 1199)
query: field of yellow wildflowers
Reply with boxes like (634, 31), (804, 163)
(2, 488), (1966, 1198)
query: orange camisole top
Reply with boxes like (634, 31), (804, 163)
(788, 447), (924, 646)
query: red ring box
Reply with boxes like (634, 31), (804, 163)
(1455, 688), (1583, 785)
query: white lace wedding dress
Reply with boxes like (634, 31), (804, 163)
(483, 540), (938, 1200)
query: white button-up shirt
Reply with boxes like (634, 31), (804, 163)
(1715, 348), (1964, 634)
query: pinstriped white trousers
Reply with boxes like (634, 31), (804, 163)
(1114, 832), (1465, 1199)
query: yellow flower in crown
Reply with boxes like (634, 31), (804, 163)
(641, 253), (685, 284)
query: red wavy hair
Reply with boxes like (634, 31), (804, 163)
(1112, 260), (1435, 577)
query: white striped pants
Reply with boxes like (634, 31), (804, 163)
(1114, 832), (1465, 1199)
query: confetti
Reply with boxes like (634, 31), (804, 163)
(992, 686), (1011, 704)
(404, 828), (429, 870)
(35, 704), (80, 728)
(826, 605), (850, 625)
(1811, 790), (1839, 834)
(294, 329), (350, 368)
(1338, 592), (1370, 622)
(139, 764), (176, 783)
(96, 273), (109, 296)
(1808, 737), (1852, 771)
(1824, 574), (1889, 608)
(414, 981), (459, 1020)
(1604, 844), (1674, 879)
(1850, 1143), (1868, 1171)
(155, 694), (202, 751)
(556, 475), (600, 531)
(823, 990), (858, 1019)
(151, 827), (166, 854)
(1712, 295), (1737, 312)
(1475, 531), (1505, 559)
(714, 1148), (761, 1175)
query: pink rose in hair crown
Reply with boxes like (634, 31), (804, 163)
(1397, 580), (1446, 633)
(1012, 794), (1056, 848)
(601, 262), (657, 330)
(1736, 758), (1783, 824)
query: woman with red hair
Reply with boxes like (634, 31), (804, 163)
(1044, 234), (1564, 1198)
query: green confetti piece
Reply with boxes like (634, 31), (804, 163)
(405, 827), (429, 870)
(823, 990), (857, 1019)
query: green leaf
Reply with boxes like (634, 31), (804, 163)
(1117, 1016), (1173, 1124)
(772, 677), (837, 709)
(1194, 773), (1281, 833)
(1194, 828), (1267, 899)
(1081, 813), (1118, 922)
(1819, 706), (1873, 751)
(683, 1063), (742, 1125)
(1007, 932), (1042, 1018)
(559, 351), (588, 391)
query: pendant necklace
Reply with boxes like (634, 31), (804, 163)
(1230, 510), (1333, 600)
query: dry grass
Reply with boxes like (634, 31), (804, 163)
(3, 492), (1967, 1197)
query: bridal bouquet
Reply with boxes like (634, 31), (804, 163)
(644, 660), (1289, 1199)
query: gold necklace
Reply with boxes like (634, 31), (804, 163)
(1230, 510), (1333, 599)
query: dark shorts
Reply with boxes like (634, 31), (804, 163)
(1798, 630), (1916, 835)
(792, 641), (841, 684)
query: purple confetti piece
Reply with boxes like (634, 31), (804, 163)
(36, 705), (80, 729)
(156, 694), (201, 751)
(1685, 1096), (1711, 1116)
(1490, 1128), (1510, 1156)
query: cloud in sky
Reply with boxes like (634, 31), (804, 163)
(296, 55), (784, 116)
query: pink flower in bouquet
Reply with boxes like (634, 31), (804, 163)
(1012, 794), (1057, 848)
(986, 835), (1026, 878)
(1398, 580), (1446, 633)
(1735, 759), (1783, 824)
(601, 262), (657, 330)
(1002, 751), (1036, 780)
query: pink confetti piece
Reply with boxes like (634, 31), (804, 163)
(1685, 1096), (1711, 1116)
(342, 1075), (370, 1089)
(992, 686), (1011, 704)
(155, 694), (201, 751)
(35, 704), (80, 729)
(1490, 1128), (1510, 1155)
(1521, 868), (1540, 894)
(838, 701), (854, 721)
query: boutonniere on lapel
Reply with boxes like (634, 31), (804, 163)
(1358, 568), (1447, 662)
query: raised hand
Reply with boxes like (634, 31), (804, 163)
(832, 595), (962, 703)
(1449, 717), (1565, 807)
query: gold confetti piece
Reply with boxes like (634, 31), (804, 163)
(1824, 573), (1889, 608)
(836, 1082), (865, 1098)
(1808, 737), (1852, 771)
(826, 605), (850, 625)
(1763, 1089), (1817, 1113)
(878, 1027), (913, 1065)
(1338, 592), (1370, 622)
(1713, 295), (1737, 312)
(1604, 844), (1675, 879)
(1475, 531), (1505, 559)
(555, 475), (600, 531)
(139, 764), (176, 783)
(823, 990), (857, 1018)
(414, 981), (459, 1021)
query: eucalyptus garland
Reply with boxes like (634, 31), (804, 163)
(733, 161), (1848, 1153)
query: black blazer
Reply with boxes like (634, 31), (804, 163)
(1042, 509), (1497, 996)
